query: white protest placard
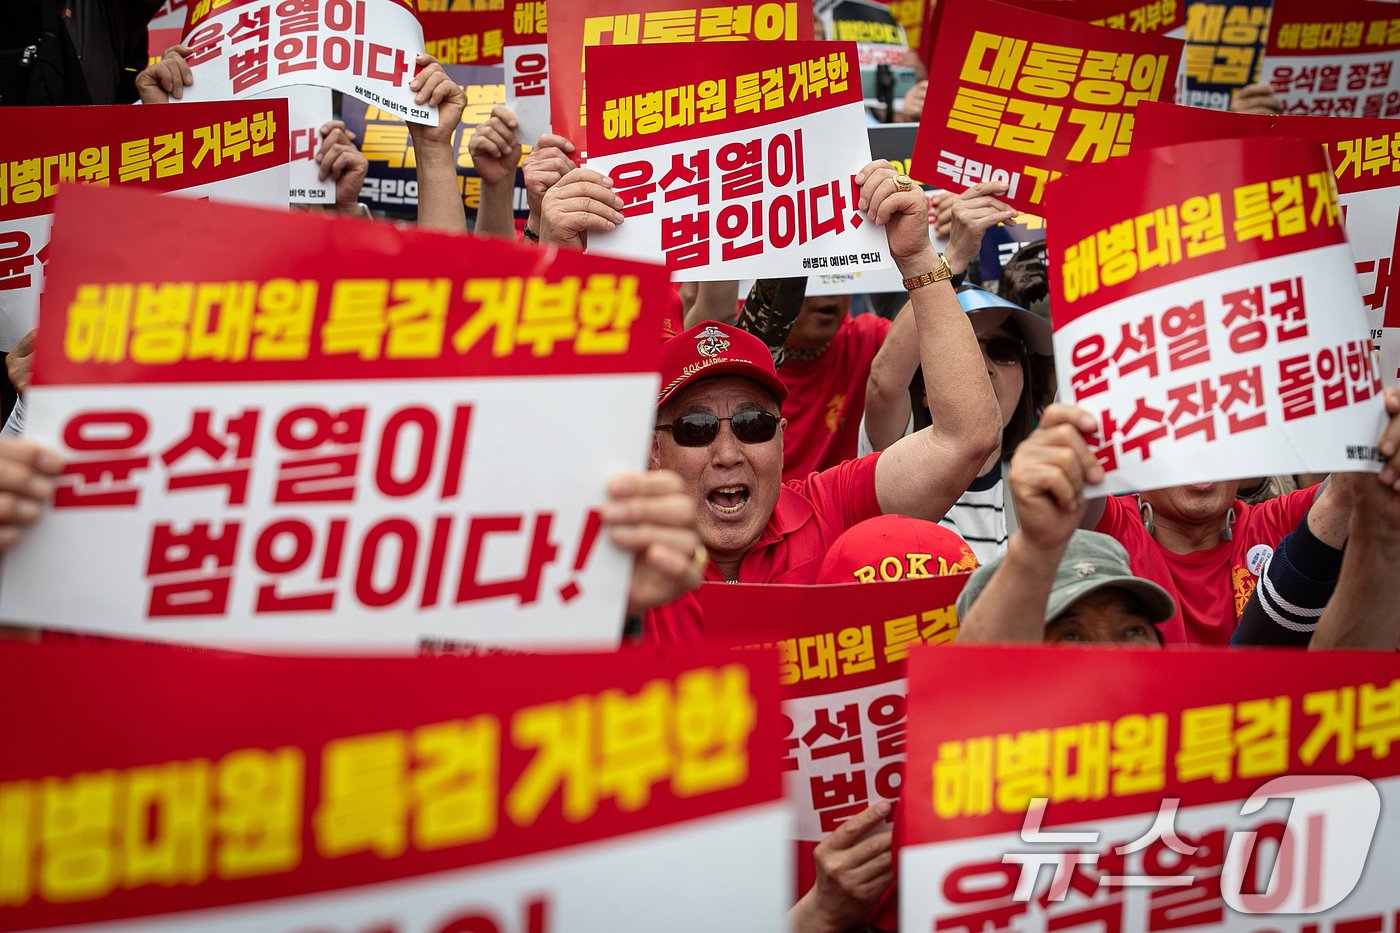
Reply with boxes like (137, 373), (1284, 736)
(801, 187), (951, 296)
(1331, 128), (1400, 385)
(1132, 102), (1400, 385)
(273, 84), (336, 204)
(0, 182), (670, 651)
(803, 266), (904, 296)
(1047, 136), (1388, 495)
(177, 0), (439, 125)
(505, 0), (551, 147)
(584, 40), (892, 282)
(0, 100), (288, 352)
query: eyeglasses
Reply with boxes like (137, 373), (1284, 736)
(979, 335), (1024, 366)
(655, 410), (780, 447)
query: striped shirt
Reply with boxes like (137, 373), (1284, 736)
(941, 464), (1007, 565)
(858, 414), (1007, 564)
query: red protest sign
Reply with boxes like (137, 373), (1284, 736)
(0, 640), (786, 932)
(0, 102), (288, 225)
(419, 8), (509, 64)
(704, 575), (971, 907)
(584, 40), (890, 280)
(900, 643), (1400, 930)
(0, 183), (669, 650)
(1046, 135), (1387, 494)
(412, 0), (481, 9)
(1131, 101), (1400, 196)
(911, 0), (1182, 211)
(1260, 0), (1400, 119)
(546, 0), (814, 154)
(33, 184), (662, 386)
(0, 99), (289, 352)
(999, 0), (1185, 35)
(1132, 101), (1400, 374)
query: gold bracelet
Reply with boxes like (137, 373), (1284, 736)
(901, 254), (953, 291)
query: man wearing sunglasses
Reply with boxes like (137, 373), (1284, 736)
(642, 161), (1002, 642)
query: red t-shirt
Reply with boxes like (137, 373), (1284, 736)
(1095, 487), (1318, 646)
(779, 314), (892, 482)
(644, 453), (884, 642)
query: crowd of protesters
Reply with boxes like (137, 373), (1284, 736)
(3, 12), (1400, 933)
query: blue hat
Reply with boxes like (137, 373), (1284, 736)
(957, 286), (1052, 356)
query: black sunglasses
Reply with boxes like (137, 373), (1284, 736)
(979, 335), (1024, 366)
(655, 410), (780, 447)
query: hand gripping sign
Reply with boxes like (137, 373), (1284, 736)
(341, 64), (527, 222)
(282, 84), (337, 205)
(0, 99), (289, 352)
(177, 0), (440, 126)
(911, 0), (1183, 213)
(1046, 135), (1389, 496)
(0, 640), (788, 932)
(1131, 101), (1400, 385)
(584, 40), (892, 281)
(899, 643), (1400, 932)
(0, 182), (670, 652)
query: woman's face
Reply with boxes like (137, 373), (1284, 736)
(971, 317), (1025, 430)
(917, 315), (1027, 438)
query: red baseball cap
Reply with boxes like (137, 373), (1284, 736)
(818, 515), (978, 584)
(661, 287), (683, 339)
(656, 321), (788, 409)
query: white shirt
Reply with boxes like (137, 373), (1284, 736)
(3, 397), (24, 437)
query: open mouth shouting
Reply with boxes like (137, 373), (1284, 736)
(707, 484), (752, 516)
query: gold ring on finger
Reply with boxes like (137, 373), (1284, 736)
(894, 173), (914, 192)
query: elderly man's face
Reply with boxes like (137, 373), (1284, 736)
(1044, 588), (1161, 646)
(651, 376), (785, 569)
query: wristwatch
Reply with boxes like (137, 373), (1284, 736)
(902, 254), (953, 291)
